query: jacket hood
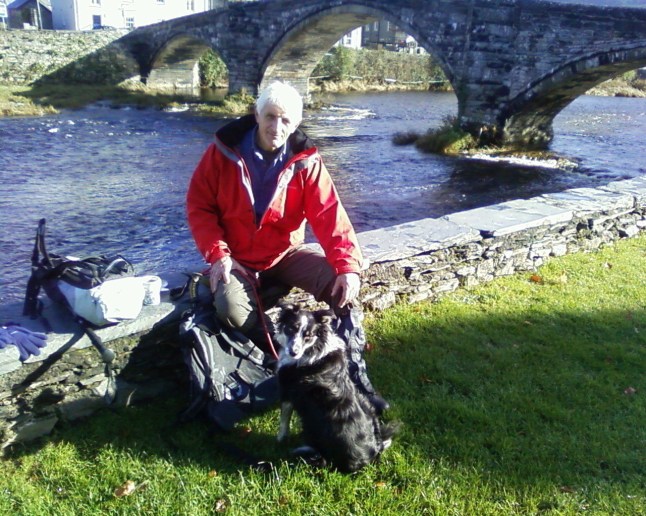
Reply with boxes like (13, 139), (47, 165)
(215, 114), (315, 157)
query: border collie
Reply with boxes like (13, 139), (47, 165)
(275, 303), (397, 473)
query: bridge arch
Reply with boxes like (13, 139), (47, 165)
(502, 46), (646, 148)
(258, 2), (455, 97)
(146, 34), (216, 90)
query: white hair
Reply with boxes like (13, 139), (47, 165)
(256, 81), (303, 123)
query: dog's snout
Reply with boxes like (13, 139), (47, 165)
(289, 342), (301, 357)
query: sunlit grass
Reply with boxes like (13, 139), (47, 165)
(0, 84), (252, 118)
(1, 234), (644, 515)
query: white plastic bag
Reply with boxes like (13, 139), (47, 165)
(58, 276), (146, 326)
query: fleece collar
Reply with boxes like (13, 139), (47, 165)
(215, 114), (315, 158)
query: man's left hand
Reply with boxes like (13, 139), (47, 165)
(331, 273), (361, 308)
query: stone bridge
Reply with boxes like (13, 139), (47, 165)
(117, 0), (646, 148)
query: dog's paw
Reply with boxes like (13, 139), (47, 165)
(291, 446), (327, 468)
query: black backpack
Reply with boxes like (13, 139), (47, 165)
(23, 218), (137, 402)
(176, 274), (279, 432)
(23, 218), (136, 325)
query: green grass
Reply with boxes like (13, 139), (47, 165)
(2, 235), (645, 515)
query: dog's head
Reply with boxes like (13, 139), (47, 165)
(276, 303), (336, 362)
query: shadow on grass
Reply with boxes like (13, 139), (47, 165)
(5, 306), (644, 486)
(367, 305), (645, 486)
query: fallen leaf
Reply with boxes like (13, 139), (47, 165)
(237, 426), (252, 437)
(374, 481), (387, 488)
(208, 470), (218, 478)
(624, 387), (637, 396)
(557, 271), (568, 284)
(113, 480), (136, 498)
(530, 274), (543, 284)
(559, 485), (576, 494)
(603, 262), (613, 269)
(214, 499), (229, 512)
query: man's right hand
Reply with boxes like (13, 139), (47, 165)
(209, 256), (254, 292)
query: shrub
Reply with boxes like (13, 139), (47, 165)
(199, 50), (228, 88)
(392, 131), (420, 146)
(414, 116), (476, 155)
(312, 46), (449, 88)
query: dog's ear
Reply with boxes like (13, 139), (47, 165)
(277, 303), (301, 323)
(314, 309), (335, 326)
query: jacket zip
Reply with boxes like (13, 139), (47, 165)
(214, 133), (318, 230)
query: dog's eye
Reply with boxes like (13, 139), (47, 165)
(285, 325), (300, 336)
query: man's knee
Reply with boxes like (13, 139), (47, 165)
(212, 273), (257, 332)
(213, 296), (256, 331)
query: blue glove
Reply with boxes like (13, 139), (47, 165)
(0, 325), (48, 361)
(0, 330), (13, 349)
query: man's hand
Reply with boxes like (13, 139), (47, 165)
(331, 272), (361, 308)
(209, 256), (254, 292)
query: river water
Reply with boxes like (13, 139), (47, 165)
(1, 91), (644, 305)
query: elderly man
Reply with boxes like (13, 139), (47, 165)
(186, 81), (387, 412)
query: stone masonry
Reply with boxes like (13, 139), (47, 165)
(0, 29), (137, 85)
(0, 175), (644, 450)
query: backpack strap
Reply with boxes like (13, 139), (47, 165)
(76, 317), (117, 404)
(23, 218), (49, 318)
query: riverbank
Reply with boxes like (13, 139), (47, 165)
(2, 74), (644, 118)
(0, 83), (255, 118)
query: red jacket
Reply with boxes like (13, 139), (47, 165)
(186, 115), (363, 275)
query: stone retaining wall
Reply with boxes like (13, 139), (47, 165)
(1, 175), (645, 449)
(0, 29), (137, 85)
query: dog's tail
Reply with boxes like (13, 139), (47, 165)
(379, 420), (401, 450)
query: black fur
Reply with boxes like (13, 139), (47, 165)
(275, 303), (396, 473)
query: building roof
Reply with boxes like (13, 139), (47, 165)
(8, 0), (51, 10)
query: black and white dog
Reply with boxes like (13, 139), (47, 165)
(275, 303), (397, 473)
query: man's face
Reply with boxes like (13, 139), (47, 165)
(255, 102), (299, 152)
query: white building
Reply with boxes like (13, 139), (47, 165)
(335, 27), (362, 49)
(50, 0), (224, 31)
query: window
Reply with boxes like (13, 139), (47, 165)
(125, 17), (135, 29)
(187, 0), (195, 10)
(91, 0), (101, 5)
(92, 15), (101, 29)
(156, 0), (165, 4)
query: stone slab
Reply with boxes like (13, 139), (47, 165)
(0, 299), (186, 375)
(540, 187), (635, 216)
(443, 198), (573, 237)
(358, 217), (481, 262)
(601, 175), (646, 205)
(0, 270), (197, 376)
